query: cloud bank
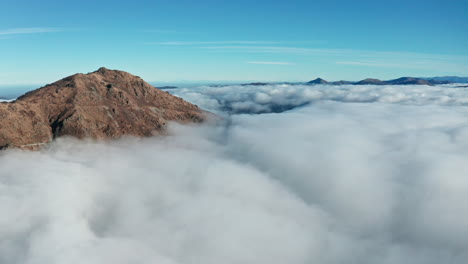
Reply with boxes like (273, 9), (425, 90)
(171, 83), (468, 114)
(1, 84), (467, 263)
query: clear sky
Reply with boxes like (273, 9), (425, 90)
(0, 0), (467, 85)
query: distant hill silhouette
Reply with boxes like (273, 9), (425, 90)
(421, 76), (468, 83)
(307, 78), (329, 84)
(355, 78), (386, 85)
(241, 82), (270, 86)
(307, 76), (454, 86)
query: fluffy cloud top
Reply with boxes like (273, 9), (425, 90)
(171, 83), (468, 114)
(1, 84), (467, 263)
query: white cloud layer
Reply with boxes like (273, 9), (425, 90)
(171, 83), (468, 114)
(1, 84), (468, 263)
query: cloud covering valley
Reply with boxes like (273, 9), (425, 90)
(1, 84), (468, 263)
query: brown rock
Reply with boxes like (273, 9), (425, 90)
(0, 67), (210, 149)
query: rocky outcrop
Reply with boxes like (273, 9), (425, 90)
(0, 67), (210, 149)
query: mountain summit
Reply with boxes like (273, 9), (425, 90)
(0, 67), (209, 149)
(307, 78), (329, 84)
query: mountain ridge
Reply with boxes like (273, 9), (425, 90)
(307, 76), (452, 86)
(0, 67), (210, 150)
(420, 76), (468, 83)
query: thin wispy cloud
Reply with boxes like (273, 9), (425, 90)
(201, 45), (468, 60)
(336, 61), (405, 68)
(0, 27), (63, 35)
(144, 41), (279, 45)
(140, 29), (180, 33)
(198, 45), (468, 73)
(335, 60), (468, 73)
(201, 45), (353, 55)
(247, 61), (295, 65)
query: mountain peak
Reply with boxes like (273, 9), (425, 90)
(355, 78), (385, 85)
(96, 67), (109, 73)
(307, 78), (328, 84)
(1, 68), (210, 150)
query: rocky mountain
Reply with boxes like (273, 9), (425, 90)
(0, 67), (209, 150)
(307, 77), (453, 86)
(307, 78), (329, 85)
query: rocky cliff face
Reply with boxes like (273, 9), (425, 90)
(0, 67), (209, 149)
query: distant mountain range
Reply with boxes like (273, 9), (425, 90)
(230, 76), (468, 88)
(144, 76), (468, 90)
(307, 77), (453, 86)
(420, 76), (468, 83)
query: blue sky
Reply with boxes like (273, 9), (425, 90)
(0, 0), (467, 85)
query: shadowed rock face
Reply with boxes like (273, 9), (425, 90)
(0, 67), (209, 149)
(307, 78), (328, 85)
(385, 77), (426, 85)
(355, 78), (386, 85)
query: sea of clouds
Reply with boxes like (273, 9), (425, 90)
(1, 83), (468, 264)
(170, 83), (468, 114)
